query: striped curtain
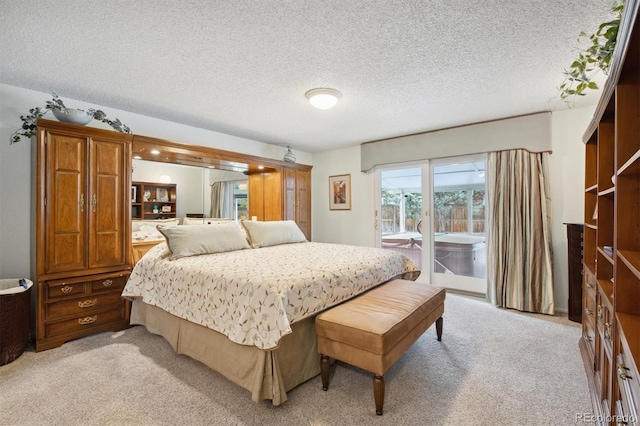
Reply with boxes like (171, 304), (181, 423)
(210, 182), (225, 218)
(486, 150), (554, 315)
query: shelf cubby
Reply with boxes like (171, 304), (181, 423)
(617, 313), (640, 367)
(132, 181), (178, 220)
(615, 173), (640, 252)
(616, 254), (640, 316)
(596, 193), (615, 251)
(585, 187), (598, 228)
(615, 76), (640, 169)
(597, 120), (616, 192)
(585, 139), (598, 189)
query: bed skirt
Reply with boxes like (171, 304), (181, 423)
(130, 298), (320, 405)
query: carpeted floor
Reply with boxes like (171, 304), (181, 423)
(0, 294), (592, 425)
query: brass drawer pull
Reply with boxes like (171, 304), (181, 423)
(78, 299), (97, 308)
(78, 315), (98, 325)
(586, 282), (594, 289)
(61, 285), (73, 294)
(597, 305), (603, 318)
(585, 308), (593, 316)
(604, 323), (611, 339)
(102, 279), (113, 287)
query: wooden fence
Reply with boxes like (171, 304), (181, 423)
(382, 204), (485, 234)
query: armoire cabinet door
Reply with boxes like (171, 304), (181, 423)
(284, 169), (311, 240)
(248, 171), (282, 221)
(44, 131), (88, 274)
(89, 138), (129, 268)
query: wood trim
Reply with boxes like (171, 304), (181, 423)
(132, 134), (312, 172)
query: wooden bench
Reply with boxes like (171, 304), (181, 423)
(315, 279), (445, 415)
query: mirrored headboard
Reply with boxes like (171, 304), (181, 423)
(131, 134), (298, 222)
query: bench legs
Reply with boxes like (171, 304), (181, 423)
(373, 374), (385, 415)
(436, 316), (443, 341)
(321, 354), (330, 391)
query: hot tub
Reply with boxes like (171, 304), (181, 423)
(434, 234), (486, 278)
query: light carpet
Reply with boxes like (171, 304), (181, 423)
(0, 294), (592, 425)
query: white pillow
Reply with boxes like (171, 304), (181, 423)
(132, 218), (180, 232)
(158, 222), (250, 260)
(241, 220), (307, 248)
(182, 217), (234, 225)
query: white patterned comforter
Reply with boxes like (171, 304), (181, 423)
(122, 241), (419, 350)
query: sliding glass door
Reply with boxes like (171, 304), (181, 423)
(376, 155), (487, 295)
(377, 166), (426, 273)
(430, 156), (487, 294)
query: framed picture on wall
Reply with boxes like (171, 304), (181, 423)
(329, 174), (351, 210)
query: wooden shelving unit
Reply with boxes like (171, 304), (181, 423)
(580, 1), (640, 423)
(131, 181), (177, 220)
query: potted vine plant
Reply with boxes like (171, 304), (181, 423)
(558, 0), (624, 103)
(10, 93), (132, 144)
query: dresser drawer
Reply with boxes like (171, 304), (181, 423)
(583, 289), (596, 322)
(46, 278), (86, 299)
(617, 326), (639, 425)
(46, 292), (124, 319)
(45, 307), (126, 338)
(90, 275), (126, 294)
(45, 272), (128, 301)
(616, 354), (638, 424)
(584, 272), (597, 298)
(583, 315), (596, 361)
(582, 286), (597, 361)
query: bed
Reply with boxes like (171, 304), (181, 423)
(122, 220), (419, 405)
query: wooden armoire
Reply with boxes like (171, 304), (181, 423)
(34, 119), (133, 351)
(248, 166), (312, 240)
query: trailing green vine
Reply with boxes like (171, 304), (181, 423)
(10, 93), (131, 144)
(558, 0), (624, 103)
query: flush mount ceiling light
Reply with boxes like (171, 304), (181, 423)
(305, 88), (341, 110)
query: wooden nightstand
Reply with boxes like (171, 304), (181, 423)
(131, 240), (164, 264)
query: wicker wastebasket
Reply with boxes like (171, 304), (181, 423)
(0, 278), (32, 366)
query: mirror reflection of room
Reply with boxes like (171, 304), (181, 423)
(131, 159), (248, 241)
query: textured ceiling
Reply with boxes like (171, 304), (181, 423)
(0, 1), (614, 153)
